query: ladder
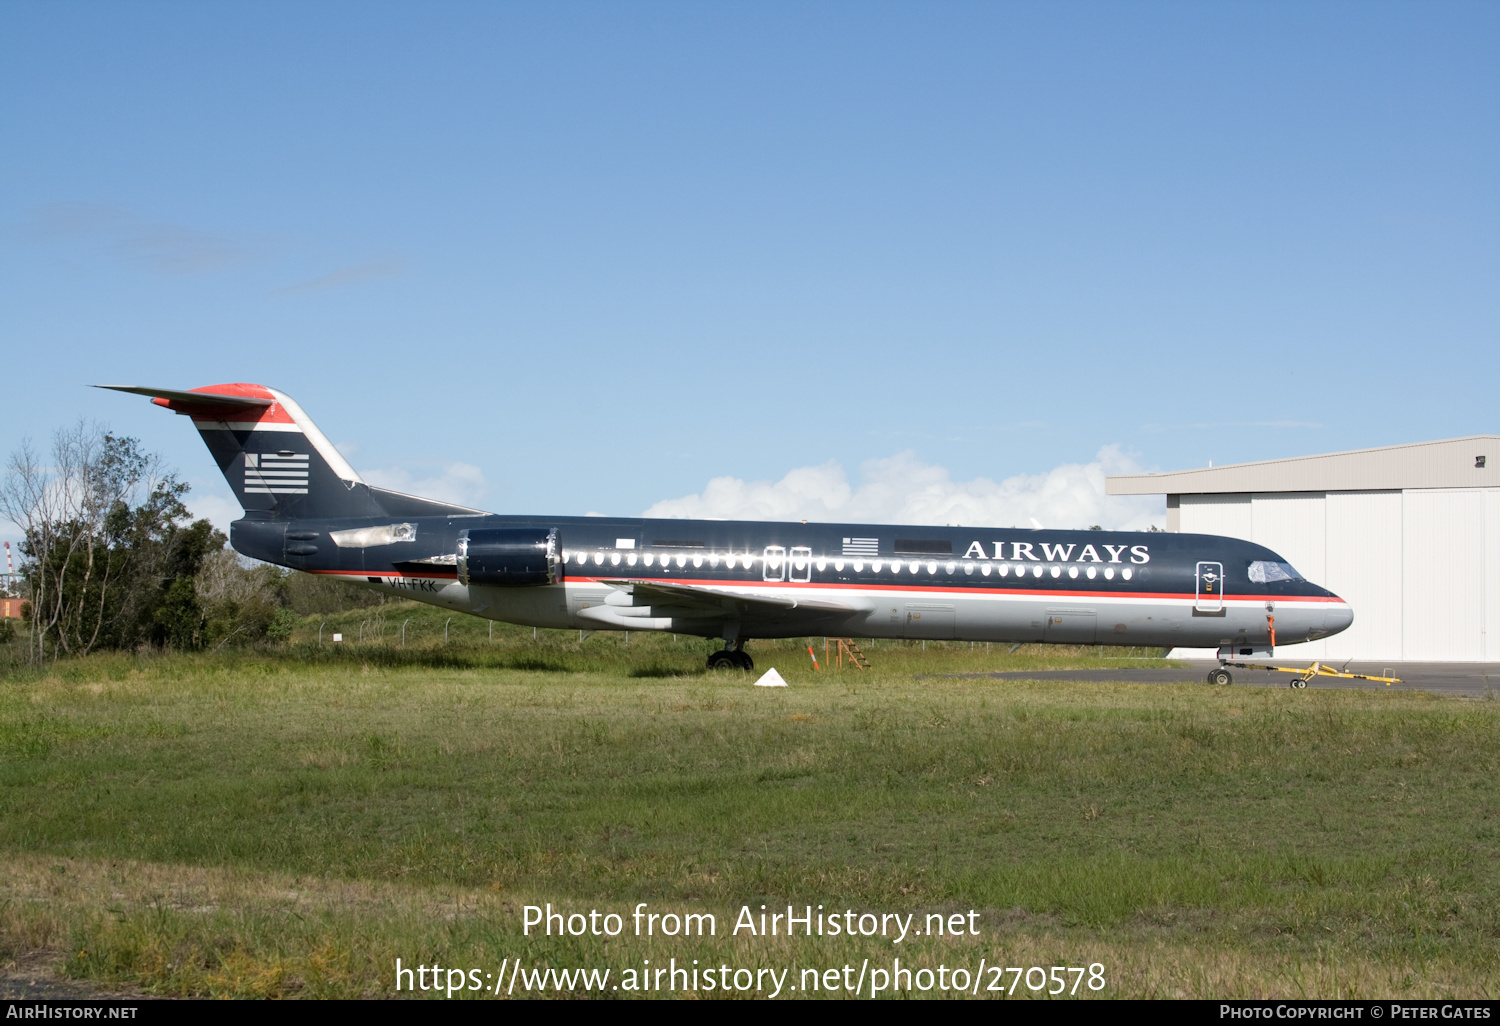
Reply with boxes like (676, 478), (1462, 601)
(826, 637), (871, 670)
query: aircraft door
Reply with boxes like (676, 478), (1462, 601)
(763, 546), (786, 582)
(1196, 562), (1224, 612)
(904, 603), (956, 640)
(1044, 608), (1097, 644)
(789, 546), (812, 583)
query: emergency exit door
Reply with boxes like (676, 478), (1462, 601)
(789, 546), (812, 583)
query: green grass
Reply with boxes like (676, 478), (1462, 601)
(0, 608), (1496, 998)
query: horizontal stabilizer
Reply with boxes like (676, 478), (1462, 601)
(95, 385), (273, 408)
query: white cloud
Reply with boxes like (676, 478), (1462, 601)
(362, 462), (488, 509)
(642, 446), (1164, 531)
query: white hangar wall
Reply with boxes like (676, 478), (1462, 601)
(1106, 436), (1500, 663)
(1173, 488), (1499, 661)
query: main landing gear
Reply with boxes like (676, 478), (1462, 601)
(1207, 667), (1233, 686)
(706, 647), (754, 671)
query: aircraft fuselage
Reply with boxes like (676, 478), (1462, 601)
(232, 512), (1350, 653)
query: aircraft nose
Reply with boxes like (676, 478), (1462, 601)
(1325, 600), (1354, 636)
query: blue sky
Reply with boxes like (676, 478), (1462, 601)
(2, 1), (1496, 538)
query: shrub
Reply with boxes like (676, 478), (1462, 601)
(265, 608), (300, 642)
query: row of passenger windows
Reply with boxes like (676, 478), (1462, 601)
(561, 550), (1135, 581)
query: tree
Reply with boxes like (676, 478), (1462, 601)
(4, 423), (389, 662)
(1, 424), (221, 661)
(1, 425), (154, 661)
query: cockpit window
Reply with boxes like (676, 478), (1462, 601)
(1247, 560), (1303, 583)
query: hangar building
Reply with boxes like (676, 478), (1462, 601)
(1106, 436), (1499, 663)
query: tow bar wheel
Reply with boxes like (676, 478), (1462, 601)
(1208, 668), (1233, 686)
(1289, 678), (1308, 689)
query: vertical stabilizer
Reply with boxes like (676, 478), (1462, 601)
(97, 383), (385, 520)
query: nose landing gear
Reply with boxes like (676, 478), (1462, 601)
(1207, 667), (1233, 686)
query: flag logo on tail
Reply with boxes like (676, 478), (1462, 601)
(244, 452), (310, 495)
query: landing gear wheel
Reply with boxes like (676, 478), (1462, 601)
(1208, 668), (1233, 686)
(707, 649), (755, 671)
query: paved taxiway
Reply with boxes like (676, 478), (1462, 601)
(933, 662), (1500, 698)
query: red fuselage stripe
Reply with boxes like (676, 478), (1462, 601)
(311, 568), (1343, 604)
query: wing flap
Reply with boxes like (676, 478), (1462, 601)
(598, 578), (872, 615)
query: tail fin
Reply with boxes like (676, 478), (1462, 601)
(97, 383), (481, 521)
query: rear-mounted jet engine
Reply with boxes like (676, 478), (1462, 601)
(456, 528), (560, 587)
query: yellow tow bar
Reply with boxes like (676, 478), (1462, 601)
(1221, 660), (1403, 689)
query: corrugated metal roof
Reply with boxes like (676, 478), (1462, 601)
(1106, 435), (1499, 495)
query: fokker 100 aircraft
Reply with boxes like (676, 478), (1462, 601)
(103, 384), (1353, 683)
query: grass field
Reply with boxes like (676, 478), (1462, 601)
(1, 603), (1497, 999)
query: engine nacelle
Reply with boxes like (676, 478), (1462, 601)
(456, 528), (559, 587)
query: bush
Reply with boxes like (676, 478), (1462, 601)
(196, 549), (284, 648)
(265, 608), (300, 642)
(277, 571), (385, 616)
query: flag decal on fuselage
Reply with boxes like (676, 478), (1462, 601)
(244, 452), (310, 495)
(842, 537), (879, 557)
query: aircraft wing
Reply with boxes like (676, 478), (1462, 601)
(598, 579), (872, 616)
